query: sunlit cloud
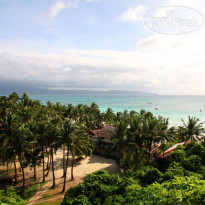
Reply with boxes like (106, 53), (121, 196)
(48, 0), (77, 21)
(119, 5), (147, 23)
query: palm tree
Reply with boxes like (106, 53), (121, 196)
(14, 124), (31, 193)
(179, 116), (204, 142)
(104, 108), (115, 123)
(36, 119), (50, 183)
(158, 118), (176, 169)
(111, 121), (129, 166)
(141, 113), (161, 165)
(47, 116), (61, 188)
(27, 120), (41, 181)
(0, 109), (18, 183)
(70, 129), (93, 180)
(61, 120), (75, 193)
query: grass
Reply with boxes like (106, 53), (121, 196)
(0, 168), (15, 175)
(42, 193), (51, 199)
(20, 178), (44, 201)
(40, 181), (47, 188)
(36, 202), (61, 205)
(23, 183), (39, 201)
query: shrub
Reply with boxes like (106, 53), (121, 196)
(131, 167), (162, 186)
(186, 143), (204, 157)
(184, 141), (198, 152)
(62, 195), (91, 205)
(162, 166), (184, 181)
(0, 188), (25, 205)
(103, 195), (125, 205)
(61, 170), (122, 205)
(170, 149), (185, 163)
(182, 155), (202, 172)
(62, 171), (205, 205)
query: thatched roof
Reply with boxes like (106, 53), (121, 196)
(91, 126), (116, 140)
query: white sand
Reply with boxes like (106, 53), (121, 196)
(26, 149), (119, 205)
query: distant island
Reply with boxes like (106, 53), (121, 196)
(0, 85), (157, 96)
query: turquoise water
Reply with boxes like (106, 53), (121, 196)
(30, 95), (205, 127)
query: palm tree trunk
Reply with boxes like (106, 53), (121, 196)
(46, 156), (50, 170)
(13, 155), (17, 183)
(62, 147), (65, 177)
(34, 163), (36, 180)
(162, 147), (165, 171)
(51, 147), (55, 188)
(7, 160), (9, 171)
(147, 146), (151, 166)
(62, 149), (69, 193)
(45, 156), (51, 176)
(71, 156), (74, 180)
(42, 144), (45, 182)
(22, 166), (25, 194)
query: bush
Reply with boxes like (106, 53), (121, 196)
(162, 166), (184, 181)
(182, 155), (202, 172)
(131, 167), (162, 186)
(184, 141), (198, 152)
(0, 188), (25, 205)
(103, 195), (125, 205)
(62, 171), (205, 205)
(61, 170), (122, 205)
(186, 143), (204, 157)
(170, 149), (185, 163)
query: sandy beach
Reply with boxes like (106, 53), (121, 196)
(21, 150), (119, 204)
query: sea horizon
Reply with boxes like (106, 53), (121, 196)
(24, 94), (205, 127)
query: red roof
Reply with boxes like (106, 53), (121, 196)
(157, 140), (192, 158)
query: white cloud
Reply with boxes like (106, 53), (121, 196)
(0, 32), (205, 95)
(85, 0), (100, 2)
(48, 0), (77, 21)
(47, 0), (99, 21)
(120, 5), (147, 23)
(0, 0), (205, 94)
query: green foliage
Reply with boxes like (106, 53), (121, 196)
(0, 188), (25, 205)
(175, 145), (184, 150)
(62, 170), (205, 205)
(184, 141), (198, 151)
(182, 155), (202, 172)
(162, 166), (184, 181)
(62, 170), (123, 205)
(186, 143), (204, 157)
(23, 183), (39, 201)
(131, 166), (162, 186)
(62, 142), (205, 205)
(170, 149), (185, 163)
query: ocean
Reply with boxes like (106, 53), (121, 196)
(29, 95), (205, 127)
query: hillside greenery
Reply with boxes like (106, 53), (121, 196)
(62, 141), (205, 205)
(0, 92), (204, 203)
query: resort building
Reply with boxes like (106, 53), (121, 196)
(90, 125), (115, 143)
(90, 125), (116, 157)
(157, 135), (204, 158)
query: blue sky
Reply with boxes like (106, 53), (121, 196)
(0, 0), (204, 94)
(0, 0), (154, 50)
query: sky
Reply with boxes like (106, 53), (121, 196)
(0, 0), (204, 95)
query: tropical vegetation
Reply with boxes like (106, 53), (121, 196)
(62, 141), (205, 205)
(0, 92), (204, 204)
